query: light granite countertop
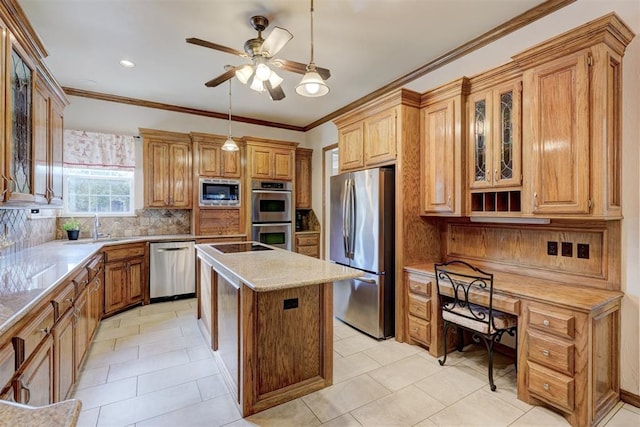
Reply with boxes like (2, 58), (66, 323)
(196, 242), (362, 291)
(0, 399), (81, 426)
(0, 234), (241, 335)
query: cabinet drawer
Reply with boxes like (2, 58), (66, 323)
(104, 243), (146, 262)
(297, 245), (319, 258)
(528, 305), (575, 340)
(86, 253), (104, 281)
(527, 362), (574, 411)
(408, 315), (430, 344)
(296, 234), (319, 246)
(12, 304), (54, 368)
(408, 278), (431, 297)
(51, 281), (75, 321)
(72, 267), (90, 294)
(527, 331), (574, 376)
(408, 293), (431, 321)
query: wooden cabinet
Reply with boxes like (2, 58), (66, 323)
(52, 309), (74, 402)
(141, 128), (192, 208)
(404, 270), (433, 348)
(246, 138), (296, 181)
(334, 100), (404, 173)
(0, 343), (15, 398)
(86, 254), (105, 342)
(420, 78), (467, 216)
(73, 287), (89, 376)
(295, 148), (312, 209)
(294, 232), (319, 258)
(191, 132), (242, 178)
(514, 14), (631, 219)
(104, 243), (147, 316)
(519, 300), (620, 427)
(32, 74), (66, 206)
(13, 334), (54, 406)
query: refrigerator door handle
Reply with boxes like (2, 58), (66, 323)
(348, 178), (356, 259)
(342, 178), (349, 258)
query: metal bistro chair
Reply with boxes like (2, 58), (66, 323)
(434, 260), (517, 391)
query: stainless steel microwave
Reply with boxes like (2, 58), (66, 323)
(199, 178), (241, 207)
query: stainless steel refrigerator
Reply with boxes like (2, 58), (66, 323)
(330, 167), (395, 339)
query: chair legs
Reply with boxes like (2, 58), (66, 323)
(438, 321), (451, 366)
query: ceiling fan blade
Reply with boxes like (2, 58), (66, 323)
(265, 80), (286, 101)
(186, 37), (247, 57)
(205, 68), (237, 87)
(271, 58), (331, 80)
(260, 27), (293, 57)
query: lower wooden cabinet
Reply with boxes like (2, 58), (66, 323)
(404, 270), (434, 348)
(0, 343), (15, 399)
(294, 232), (320, 258)
(104, 243), (147, 316)
(73, 288), (89, 376)
(52, 309), (75, 402)
(13, 334), (54, 406)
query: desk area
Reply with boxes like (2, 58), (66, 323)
(404, 264), (622, 427)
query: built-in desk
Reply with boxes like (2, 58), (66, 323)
(404, 264), (622, 427)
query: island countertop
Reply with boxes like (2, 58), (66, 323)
(196, 242), (362, 291)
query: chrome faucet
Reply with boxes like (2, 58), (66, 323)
(92, 214), (102, 240)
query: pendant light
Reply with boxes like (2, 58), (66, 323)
(296, 0), (329, 97)
(221, 79), (239, 151)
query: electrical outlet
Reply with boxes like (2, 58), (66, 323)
(577, 243), (590, 259)
(561, 242), (573, 257)
(547, 241), (558, 256)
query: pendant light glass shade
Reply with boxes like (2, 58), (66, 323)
(297, 0), (328, 97)
(222, 79), (239, 152)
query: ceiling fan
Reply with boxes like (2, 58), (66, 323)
(187, 15), (330, 101)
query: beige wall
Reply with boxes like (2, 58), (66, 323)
(307, 0), (640, 395)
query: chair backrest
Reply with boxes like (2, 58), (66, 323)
(434, 260), (497, 330)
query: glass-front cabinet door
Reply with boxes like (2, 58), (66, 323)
(468, 79), (521, 190)
(4, 37), (36, 203)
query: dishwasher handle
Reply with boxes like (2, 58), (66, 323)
(156, 247), (191, 252)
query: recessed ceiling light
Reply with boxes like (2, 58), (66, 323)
(120, 59), (135, 68)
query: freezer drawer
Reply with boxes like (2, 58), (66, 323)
(333, 271), (394, 339)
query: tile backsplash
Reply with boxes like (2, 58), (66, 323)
(0, 208), (58, 256)
(56, 209), (191, 240)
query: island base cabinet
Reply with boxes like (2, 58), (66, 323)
(13, 335), (54, 406)
(239, 283), (333, 416)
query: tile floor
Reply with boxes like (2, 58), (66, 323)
(72, 299), (640, 426)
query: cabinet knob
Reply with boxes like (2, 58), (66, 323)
(542, 349), (550, 357)
(533, 192), (539, 209)
(542, 319), (550, 327)
(543, 383), (550, 391)
(38, 327), (50, 335)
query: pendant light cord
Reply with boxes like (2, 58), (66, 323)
(309, 0), (315, 65)
(227, 79), (232, 138)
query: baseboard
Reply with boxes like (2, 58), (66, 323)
(620, 389), (640, 408)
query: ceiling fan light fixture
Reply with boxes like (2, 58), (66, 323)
(250, 76), (265, 92)
(268, 70), (284, 89)
(254, 61), (272, 82)
(296, 65), (329, 97)
(235, 64), (253, 84)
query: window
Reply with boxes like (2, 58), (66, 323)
(63, 168), (134, 215)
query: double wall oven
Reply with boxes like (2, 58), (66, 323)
(251, 180), (292, 250)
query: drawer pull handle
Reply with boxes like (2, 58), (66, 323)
(543, 383), (550, 391)
(38, 327), (50, 334)
(542, 320), (550, 327)
(542, 350), (550, 357)
(19, 380), (31, 404)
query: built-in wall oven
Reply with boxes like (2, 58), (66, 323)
(251, 180), (292, 250)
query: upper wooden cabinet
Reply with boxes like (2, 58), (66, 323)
(295, 148), (312, 209)
(0, 11), (67, 206)
(334, 89), (419, 173)
(191, 132), (242, 178)
(467, 72), (522, 190)
(514, 14), (633, 219)
(246, 138), (296, 181)
(140, 128), (192, 208)
(419, 78), (467, 216)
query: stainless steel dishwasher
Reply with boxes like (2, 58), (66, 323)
(149, 241), (196, 301)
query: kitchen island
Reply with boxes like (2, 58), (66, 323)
(195, 242), (362, 416)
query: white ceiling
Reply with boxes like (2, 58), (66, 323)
(19, 0), (547, 129)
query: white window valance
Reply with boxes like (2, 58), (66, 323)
(63, 130), (136, 170)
